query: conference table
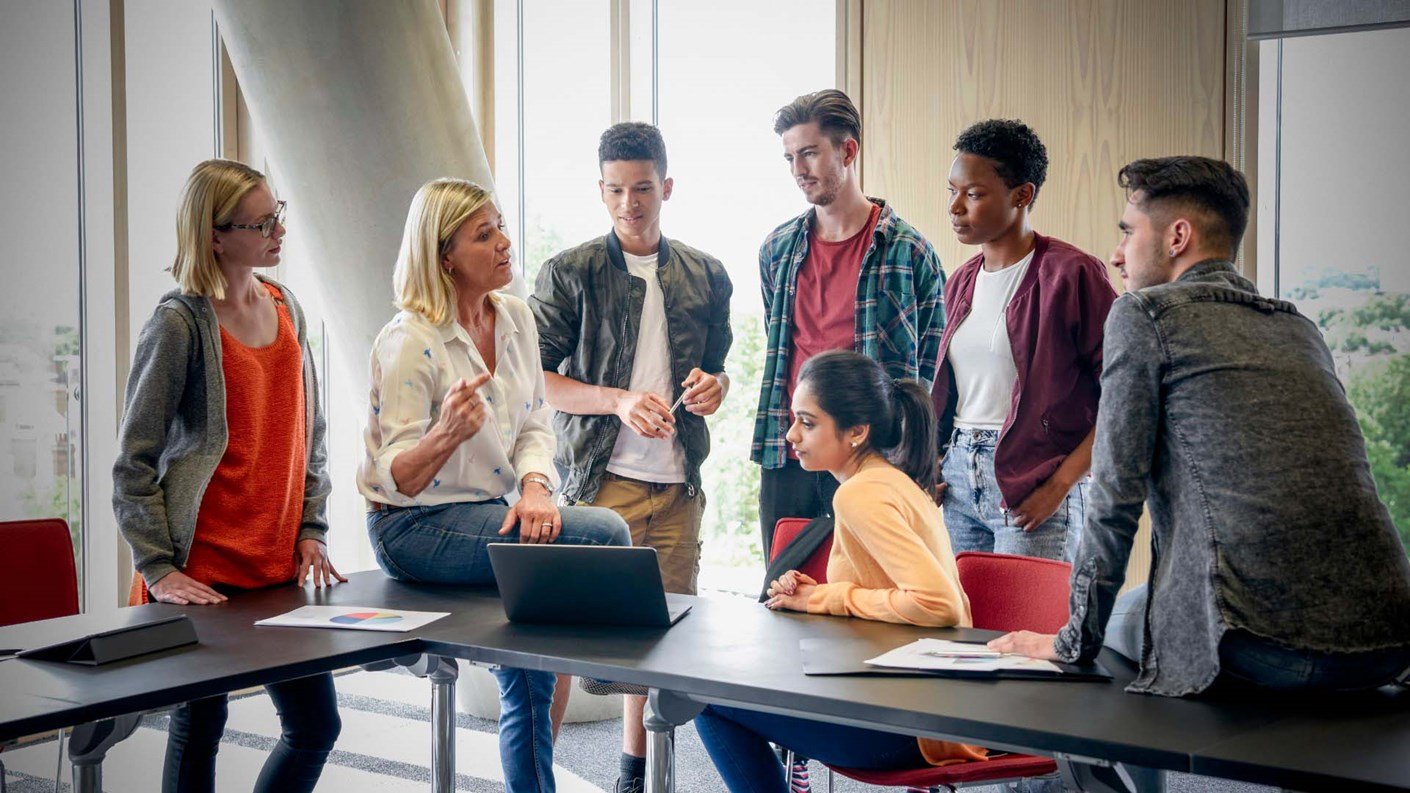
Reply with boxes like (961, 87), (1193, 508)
(1, 570), (1406, 793)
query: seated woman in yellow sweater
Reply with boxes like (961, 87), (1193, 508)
(695, 350), (986, 792)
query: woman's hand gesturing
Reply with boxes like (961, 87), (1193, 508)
(436, 372), (492, 443)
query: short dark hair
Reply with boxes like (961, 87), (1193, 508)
(598, 122), (668, 177)
(797, 350), (938, 497)
(1118, 156), (1250, 256)
(773, 89), (862, 148)
(954, 119), (1049, 205)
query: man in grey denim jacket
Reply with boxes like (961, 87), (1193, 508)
(992, 157), (1410, 696)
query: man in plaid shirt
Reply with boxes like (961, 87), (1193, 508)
(752, 89), (946, 558)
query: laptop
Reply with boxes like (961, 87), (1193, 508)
(486, 544), (693, 628)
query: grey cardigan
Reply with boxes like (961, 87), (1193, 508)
(113, 275), (330, 586)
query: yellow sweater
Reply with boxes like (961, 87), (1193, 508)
(807, 459), (972, 627)
(805, 457), (987, 766)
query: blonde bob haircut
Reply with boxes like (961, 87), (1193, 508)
(393, 177), (495, 326)
(172, 158), (267, 299)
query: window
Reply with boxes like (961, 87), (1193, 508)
(657, 0), (836, 592)
(494, 0), (839, 592)
(0, 0), (86, 597)
(495, 0), (613, 286)
(1257, 26), (1410, 552)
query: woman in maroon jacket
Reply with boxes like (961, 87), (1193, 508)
(933, 119), (1117, 563)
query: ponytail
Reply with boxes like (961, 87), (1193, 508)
(888, 379), (938, 496)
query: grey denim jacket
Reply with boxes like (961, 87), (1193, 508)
(530, 232), (733, 503)
(113, 275), (330, 586)
(1055, 260), (1410, 696)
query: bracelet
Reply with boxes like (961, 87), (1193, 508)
(522, 474), (553, 494)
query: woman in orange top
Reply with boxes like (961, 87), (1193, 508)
(694, 350), (985, 792)
(113, 159), (343, 793)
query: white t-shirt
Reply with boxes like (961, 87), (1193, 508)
(947, 250), (1035, 430)
(606, 251), (688, 483)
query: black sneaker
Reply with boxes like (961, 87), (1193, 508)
(615, 776), (645, 793)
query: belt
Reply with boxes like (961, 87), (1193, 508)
(603, 472), (696, 497)
(367, 500), (394, 513)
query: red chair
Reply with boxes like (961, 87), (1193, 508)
(824, 552), (1073, 792)
(0, 518), (79, 782)
(769, 517), (833, 583)
(0, 518), (79, 627)
(955, 551), (1072, 634)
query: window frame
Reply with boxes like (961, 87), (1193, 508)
(483, 0), (849, 281)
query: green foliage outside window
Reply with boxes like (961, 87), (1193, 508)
(1313, 290), (1410, 552)
(1348, 354), (1410, 551)
(700, 316), (767, 570)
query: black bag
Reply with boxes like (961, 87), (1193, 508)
(758, 514), (833, 602)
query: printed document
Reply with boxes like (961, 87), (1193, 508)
(255, 606), (450, 633)
(866, 638), (1063, 673)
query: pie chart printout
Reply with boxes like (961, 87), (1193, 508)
(329, 611), (405, 626)
(255, 605), (449, 631)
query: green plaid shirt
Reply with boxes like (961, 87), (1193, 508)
(751, 198), (946, 468)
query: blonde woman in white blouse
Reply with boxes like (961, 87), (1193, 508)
(359, 178), (630, 793)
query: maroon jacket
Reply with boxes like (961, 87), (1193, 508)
(931, 233), (1117, 509)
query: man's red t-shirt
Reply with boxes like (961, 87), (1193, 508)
(785, 203), (881, 457)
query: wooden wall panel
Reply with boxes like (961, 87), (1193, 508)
(860, 0), (1229, 590)
(861, 0), (1226, 276)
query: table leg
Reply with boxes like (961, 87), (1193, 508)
(366, 653), (460, 792)
(1057, 753), (1165, 793)
(642, 689), (704, 793)
(427, 658), (458, 793)
(67, 713), (140, 793)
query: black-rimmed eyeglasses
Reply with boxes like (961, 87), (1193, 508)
(217, 200), (287, 238)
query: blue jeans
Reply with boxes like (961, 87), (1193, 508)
(1219, 629), (1410, 691)
(695, 705), (926, 793)
(367, 499), (631, 585)
(368, 499), (630, 793)
(163, 672), (340, 793)
(941, 428), (1087, 563)
(1111, 585), (1410, 693)
(492, 665), (559, 791)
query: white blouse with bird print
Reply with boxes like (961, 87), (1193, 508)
(358, 293), (557, 507)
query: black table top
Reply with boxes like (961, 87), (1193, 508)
(1189, 686), (1410, 793)
(367, 574), (1410, 791)
(398, 580), (1261, 772)
(0, 577), (417, 742)
(2, 571), (1406, 792)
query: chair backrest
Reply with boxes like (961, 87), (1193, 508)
(0, 518), (79, 627)
(770, 517), (833, 584)
(955, 551), (1071, 633)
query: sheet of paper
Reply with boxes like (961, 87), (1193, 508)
(255, 606), (449, 633)
(865, 638), (1062, 673)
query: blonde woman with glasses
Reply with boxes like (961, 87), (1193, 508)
(359, 177), (630, 792)
(113, 159), (343, 792)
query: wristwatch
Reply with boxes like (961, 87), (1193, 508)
(522, 474), (553, 494)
